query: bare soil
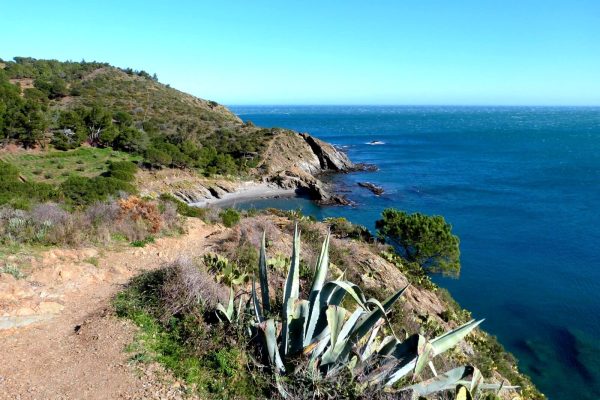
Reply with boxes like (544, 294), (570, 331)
(0, 219), (224, 399)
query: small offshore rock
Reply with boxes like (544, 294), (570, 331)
(357, 182), (385, 195)
(351, 163), (379, 172)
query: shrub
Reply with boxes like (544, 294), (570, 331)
(60, 175), (135, 206)
(159, 258), (228, 319)
(104, 160), (138, 182)
(324, 216), (372, 241)
(0, 162), (57, 208)
(219, 208), (240, 227)
(118, 196), (162, 234)
(159, 193), (205, 218)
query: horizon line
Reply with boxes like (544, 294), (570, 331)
(226, 104), (600, 108)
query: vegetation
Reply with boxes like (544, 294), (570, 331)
(235, 226), (513, 398)
(324, 216), (372, 241)
(0, 196), (181, 247)
(0, 147), (140, 184)
(158, 193), (206, 218)
(115, 222), (521, 399)
(1, 57), (276, 177)
(114, 259), (270, 398)
(0, 157), (137, 209)
(376, 208), (461, 276)
(219, 208), (240, 227)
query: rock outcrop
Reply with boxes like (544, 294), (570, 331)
(137, 130), (360, 206)
(257, 130), (355, 204)
(357, 182), (384, 196)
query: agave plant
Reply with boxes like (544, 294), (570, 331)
(219, 224), (514, 398)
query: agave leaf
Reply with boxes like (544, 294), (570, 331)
(258, 231), (270, 314)
(376, 335), (399, 356)
(327, 305), (347, 348)
(428, 360), (438, 377)
(303, 232), (331, 346)
(321, 306), (347, 366)
(349, 285), (407, 344)
(321, 280), (368, 308)
(227, 287), (234, 317)
(361, 323), (382, 361)
(281, 224), (301, 355)
(322, 307), (366, 367)
(280, 296), (295, 356)
(216, 303), (231, 323)
(251, 277), (263, 323)
(216, 287), (235, 322)
(330, 290), (409, 374)
(236, 293), (245, 322)
(414, 336), (434, 375)
(431, 319), (484, 356)
(470, 366), (483, 394)
(305, 280), (369, 346)
(308, 332), (331, 363)
(289, 299), (310, 354)
(259, 319), (285, 374)
(283, 223), (301, 303)
(404, 365), (473, 396)
(308, 231), (331, 302)
(338, 308), (365, 344)
(456, 384), (474, 400)
(370, 335), (421, 386)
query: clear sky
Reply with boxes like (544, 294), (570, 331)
(2, 0), (599, 105)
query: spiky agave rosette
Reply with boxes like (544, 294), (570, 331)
(217, 224), (517, 398)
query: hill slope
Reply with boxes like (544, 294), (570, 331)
(0, 57), (353, 201)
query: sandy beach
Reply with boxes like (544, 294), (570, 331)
(189, 181), (297, 208)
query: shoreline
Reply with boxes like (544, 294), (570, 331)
(189, 181), (297, 208)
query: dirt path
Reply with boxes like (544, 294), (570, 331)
(0, 219), (224, 399)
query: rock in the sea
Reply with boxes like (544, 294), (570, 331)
(357, 182), (384, 195)
(352, 163), (379, 172)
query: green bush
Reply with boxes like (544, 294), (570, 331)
(105, 160), (138, 182)
(60, 175), (135, 205)
(219, 208), (240, 227)
(324, 216), (372, 241)
(158, 193), (205, 218)
(0, 161), (57, 208)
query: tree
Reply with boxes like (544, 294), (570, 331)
(113, 110), (133, 127)
(145, 147), (172, 168)
(52, 110), (87, 149)
(376, 208), (460, 276)
(17, 100), (48, 148)
(113, 127), (147, 153)
(33, 77), (68, 99)
(83, 105), (113, 145)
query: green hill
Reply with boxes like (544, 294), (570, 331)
(0, 57), (273, 176)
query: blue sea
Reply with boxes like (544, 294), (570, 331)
(229, 106), (600, 399)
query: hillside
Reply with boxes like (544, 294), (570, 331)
(0, 213), (542, 399)
(0, 57), (544, 399)
(0, 57), (354, 203)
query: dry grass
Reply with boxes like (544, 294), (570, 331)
(159, 258), (228, 321)
(0, 196), (183, 247)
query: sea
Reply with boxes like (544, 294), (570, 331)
(228, 105), (600, 399)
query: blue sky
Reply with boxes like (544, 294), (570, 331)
(2, 0), (599, 105)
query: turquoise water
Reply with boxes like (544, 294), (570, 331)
(229, 106), (600, 399)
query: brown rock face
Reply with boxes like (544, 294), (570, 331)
(258, 130), (354, 203)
